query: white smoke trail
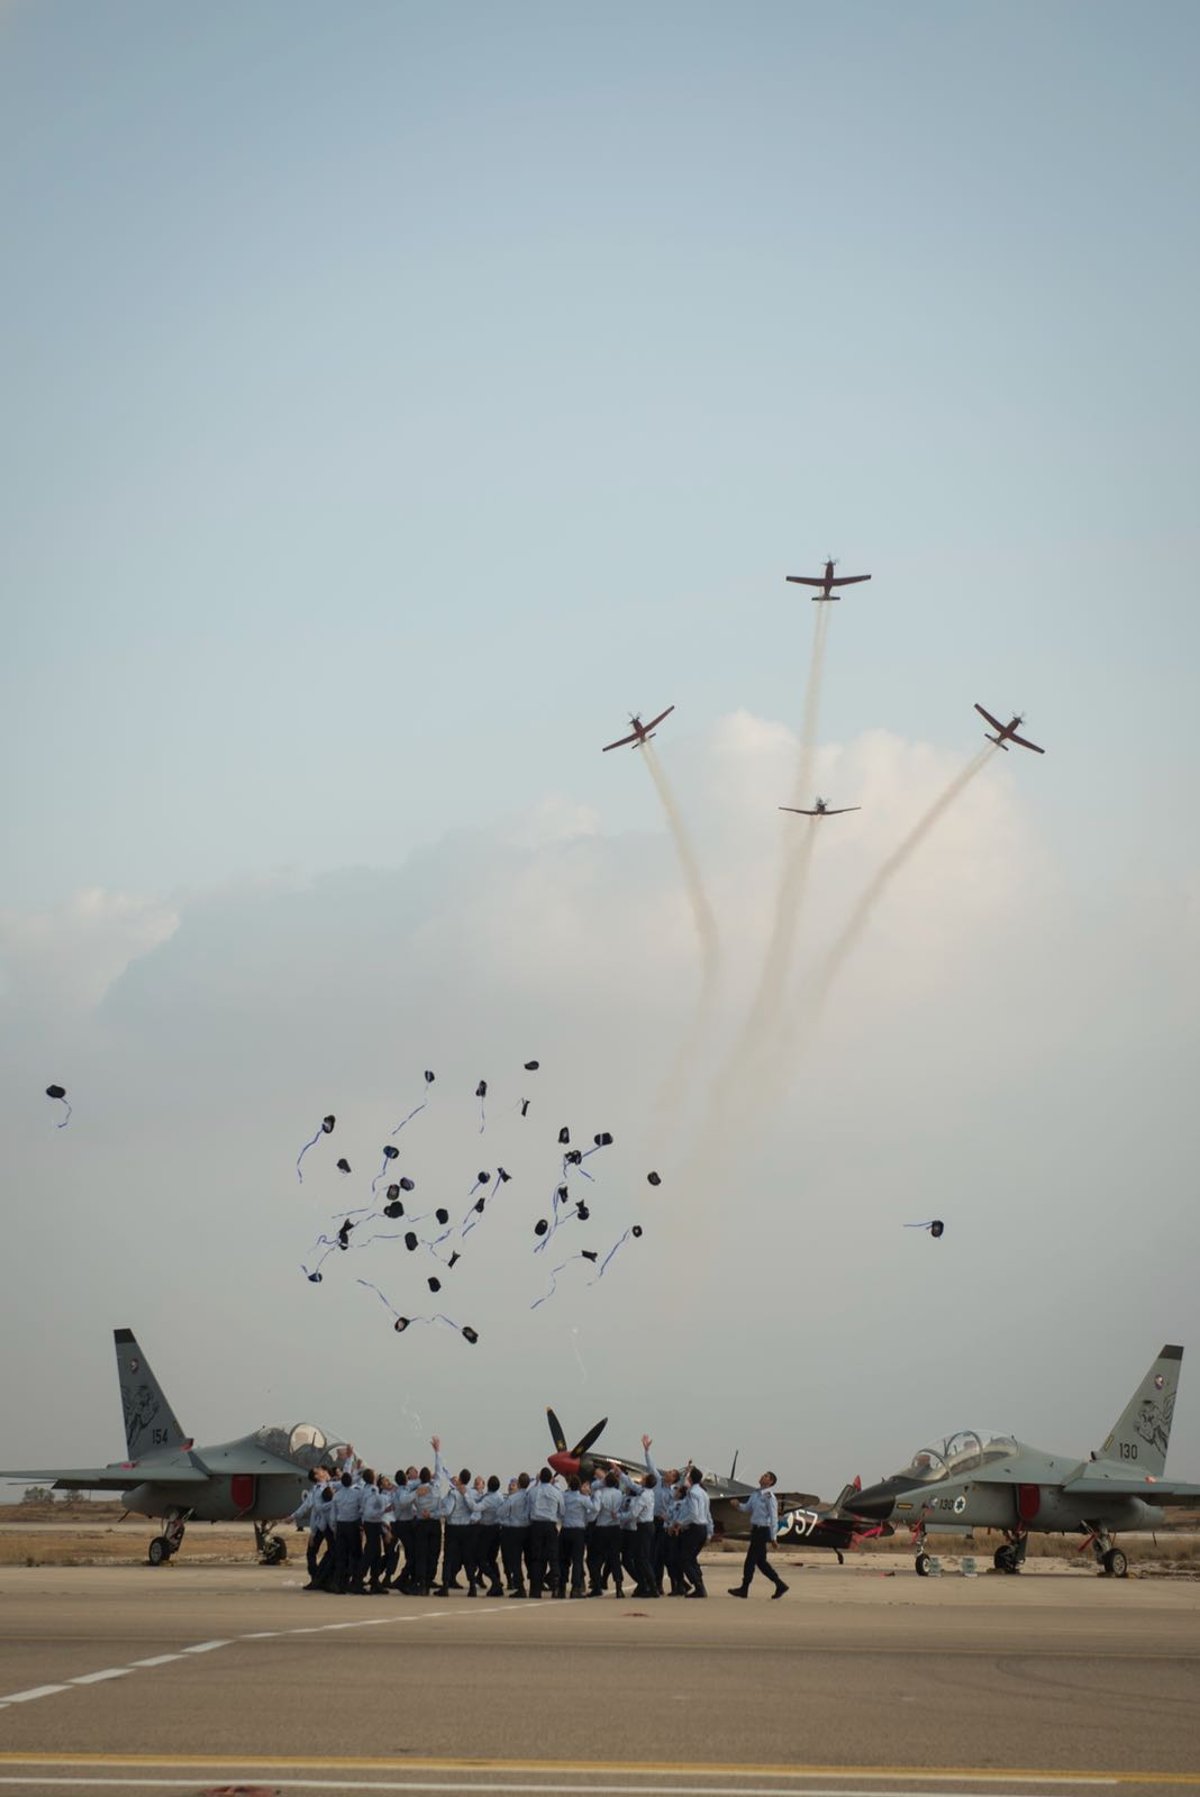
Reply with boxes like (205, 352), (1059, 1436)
(798, 743), (998, 1039)
(641, 742), (721, 1118)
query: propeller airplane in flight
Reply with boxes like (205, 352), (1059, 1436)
(779, 797), (860, 818)
(974, 704), (1045, 754)
(786, 558), (871, 600)
(601, 706), (675, 752)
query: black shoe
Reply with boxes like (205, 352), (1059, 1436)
(728, 1587), (749, 1598)
(614, 1587), (624, 1598)
(466, 1588), (477, 1598)
(432, 1586), (449, 1597)
(686, 1589), (708, 1598)
(587, 1589), (605, 1598)
(772, 1582), (789, 1600)
(508, 1590), (526, 1599)
(488, 1586), (503, 1598)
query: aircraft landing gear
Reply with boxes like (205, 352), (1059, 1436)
(1084, 1525), (1127, 1577)
(147, 1509), (189, 1566)
(993, 1528), (1029, 1574)
(912, 1522), (931, 1576)
(255, 1521), (287, 1566)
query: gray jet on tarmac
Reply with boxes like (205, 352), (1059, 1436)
(846, 1344), (1198, 1577)
(1, 1328), (349, 1566)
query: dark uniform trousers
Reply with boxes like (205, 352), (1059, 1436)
(651, 1516), (667, 1592)
(333, 1519), (363, 1593)
(592, 1525), (624, 1594)
(307, 1527), (333, 1586)
(561, 1525), (587, 1595)
(440, 1523), (477, 1592)
(501, 1525), (528, 1593)
(585, 1522), (604, 1590)
(633, 1520), (656, 1595)
(475, 1524), (503, 1594)
(527, 1518), (559, 1598)
(664, 1526), (686, 1593)
(362, 1520), (387, 1591)
(413, 1516), (441, 1593)
(742, 1523), (785, 1590)
(678, 1521), (708, 1595)
(395, 1519), (417, 1589)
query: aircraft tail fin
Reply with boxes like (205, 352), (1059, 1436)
(114, 1328), (188, 1461)
(1096, 1344), (1183, 1478)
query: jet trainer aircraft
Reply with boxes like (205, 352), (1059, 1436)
(601, 706), (675, 752)
(544, 1409), (888, 1556)
(974, 703), (1045, 754)
(786, 558), (871, 600)
(0, 1328), (349, 1566)
(779, 798), (860, 818)
(846, 1344), (1199, 1577)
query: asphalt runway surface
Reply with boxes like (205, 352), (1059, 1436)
(0, 1560), (1197, 1797)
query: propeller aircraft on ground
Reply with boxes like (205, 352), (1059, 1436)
(544, 1408), (889, 1557)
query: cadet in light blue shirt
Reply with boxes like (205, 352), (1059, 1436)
(729, 1472), (788, 1600)
(560, 1475), (597, 1598)
(528, 1468), (565, 1598)
(500, 1473), (533, 1597)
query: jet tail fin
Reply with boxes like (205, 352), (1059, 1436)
(114, 1328), (188, 1460)
(1096, 1345), (1182, 1478)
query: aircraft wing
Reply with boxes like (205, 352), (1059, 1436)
(0, 1463), (209, 1492)
(779, 807), (818, 816)
(601, 731), (639, 753)
(642, 705), (675, 734)
(1062, 1476), (1200, 1506)
(1008, 730), (1045, 754)
(785, 577), (824, 587)
(830, 574), (870, 586)
(974, 703), (1004, 731)
(822, 806), (859, 815)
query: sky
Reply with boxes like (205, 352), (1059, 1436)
(1, 2), (1197, 1503)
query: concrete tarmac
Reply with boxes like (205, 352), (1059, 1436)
(0, 1561), (1197, 1797)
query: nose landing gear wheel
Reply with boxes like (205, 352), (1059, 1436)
(915, 1552), (931, 1577)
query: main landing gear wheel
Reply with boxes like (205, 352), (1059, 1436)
(994, 1545), (1019, 1573)
(1102, 1547), (1128, 1578)
(261, 1537), (287, 1566)
(147, 1535), (174, 1566)
(915, 1552), (931, 1577)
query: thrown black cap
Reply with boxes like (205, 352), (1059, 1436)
(45, 1084), (66, 1099)
(929, 1219), (945, 1238)
(535, 1219), (549, 1236)
(322, 1115), (336, 1134)
(393, 1316), (410, 1333)
(556, 1184), (569, 1202)
(386, 1183), (400, 1200)
(448, 1251), (461, 1268)
(424, 1070), (435, 1084)
(462, 1326), (479, 1345)
(576, 1203), (590, 1221)
(581, 1250), (598, 1263)
(520, 1099), (530, 1116)
(496, 1166), (511, 1183)
(593, 1132), (613, 1147)
(476, 1080), (488, 1098)
(524, 1060), (540, 1072)
(428, 1277), (441, 1293)
(435, 1207), (450, 1225)
(404, 1231), (419, 1251)
(558, 1126), (570, 1145)
(383, 1144), (399, 1161)
(632, 1224), (643, 1238)
(306, 1270), (323, 1283)
(477, 1171), (489, 1184)
(336, 1158), (351, 1174)
(564, 1149), (582, 1165)
(399, 1176), (415, 1192)
(337, 1221), (353, 1247)
(383, 1201), (404, 1220)
(646, 1171), (661, 1187)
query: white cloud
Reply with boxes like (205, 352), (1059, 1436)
(0, 886), (179, 1012)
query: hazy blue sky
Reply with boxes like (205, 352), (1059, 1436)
(1, 3), (1197, 1495)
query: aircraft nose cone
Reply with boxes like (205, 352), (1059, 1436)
(844, 1485), (896, 1522)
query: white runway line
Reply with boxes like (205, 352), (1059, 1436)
(0, 1781), (1134, 1795)
(179, 1638), (230, 1653)
(125, 1655), (185, 1668)
(67, 1669), (130, 1685)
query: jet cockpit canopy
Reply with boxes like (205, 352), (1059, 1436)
(896, 1431), (1018, 1484)
(251, 1424), (343, 1470)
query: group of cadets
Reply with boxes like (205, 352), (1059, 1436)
(291, 1433), (787, 1601)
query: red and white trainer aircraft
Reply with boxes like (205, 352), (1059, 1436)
(786, 558), (871, 600)
(601, 706), (675, 752)
(974, 704), (1045, 754)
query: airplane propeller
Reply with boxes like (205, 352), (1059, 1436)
(570, 1417), (609, 1458)
(546, 1407), (568, 1454)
